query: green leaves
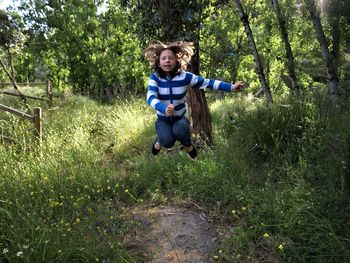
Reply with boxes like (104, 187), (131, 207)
(0, 10), (26, 49)
(16, 0), (146, 94)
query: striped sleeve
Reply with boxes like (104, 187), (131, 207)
(146, 74), (167, 114)
(189, 73), (232, 92)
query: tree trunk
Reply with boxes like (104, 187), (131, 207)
(185, 3), (213, 145)
(186, 41), (213, 145)
(235, 0), (273, 103)
(327, 1), (341, 75)
(271, 0), (300, 97)
(306, 0), (340, 106)
(0, 56), (27, 103)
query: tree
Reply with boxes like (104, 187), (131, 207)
(19, 0), (145, 96)
(234, 0), (273, 103)
(323, 0), (350, 97)
(325, 0), (341, 70)
(0, 10), (27, 102)
(271, 0), (300, 97)
(200, 5), (243, 84)
(305, 0), (340, 106)
(184, 1), (214, 145)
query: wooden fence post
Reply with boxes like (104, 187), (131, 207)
(33, 107), (42, 144)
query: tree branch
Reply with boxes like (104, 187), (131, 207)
(0, 57), (27, 103)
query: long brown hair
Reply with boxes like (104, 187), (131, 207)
(144, 40), (195, 73)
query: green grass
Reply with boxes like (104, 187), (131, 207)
(1, 88), (350, 262)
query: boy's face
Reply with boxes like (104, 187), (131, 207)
(158, 49), (177, 74)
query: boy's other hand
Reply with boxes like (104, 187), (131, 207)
(232, 81), (244, 92)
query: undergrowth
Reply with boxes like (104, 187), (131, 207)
(0, 87), (349, 262)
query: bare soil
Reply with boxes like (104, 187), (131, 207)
(124, 202), (218, 263)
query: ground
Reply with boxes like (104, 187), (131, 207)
(123, 201), (218, 263)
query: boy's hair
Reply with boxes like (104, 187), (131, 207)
(144, 40), (194, 71)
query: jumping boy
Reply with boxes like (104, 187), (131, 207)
(144, 41), (244, 158)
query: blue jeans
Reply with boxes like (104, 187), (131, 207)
(155, 116), (191, 148)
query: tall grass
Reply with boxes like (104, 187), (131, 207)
(210, 95), (350, 262)
(1, 89), (350, 262)
(0, 92), (151, 262)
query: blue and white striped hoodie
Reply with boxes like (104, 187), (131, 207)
(146, 70), (233, 120)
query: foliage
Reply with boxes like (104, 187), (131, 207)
(17, 0), (147, 94)
(0, 10), (26, 50)
(121, 0), (211, 44)
(0, 0), (346, 101)
(200, 3), (244, 82)
(0, 10), (27, 82)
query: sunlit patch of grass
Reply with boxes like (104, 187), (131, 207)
(0, 93), (146, 262)
(101, 98), (155, 159)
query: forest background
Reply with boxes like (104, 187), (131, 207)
(1, 0), (350, 262)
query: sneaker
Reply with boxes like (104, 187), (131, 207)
(151, 140), (161, 155)
(187, 146), (197, 159)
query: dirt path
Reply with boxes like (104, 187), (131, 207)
(124, 203), (218, 263)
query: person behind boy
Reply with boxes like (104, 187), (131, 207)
(144, 41), (244, 159)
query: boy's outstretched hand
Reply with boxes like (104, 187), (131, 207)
(231, 81), (244, 92)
